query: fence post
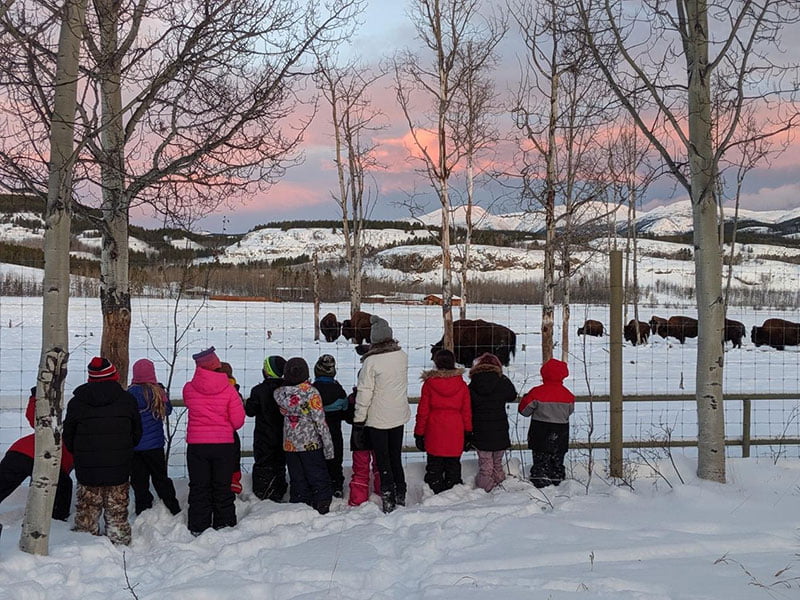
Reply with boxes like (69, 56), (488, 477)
(742, 399), (751, 458)
(312, 252), (320, 342)
(609, 250), (623, 477)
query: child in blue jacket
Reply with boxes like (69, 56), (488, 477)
(129, 359), (181, 515)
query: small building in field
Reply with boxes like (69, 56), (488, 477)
(423, 294), (462, 306)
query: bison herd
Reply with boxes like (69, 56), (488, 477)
(321, 310), (799, 365)
(575, 314), (798, 350)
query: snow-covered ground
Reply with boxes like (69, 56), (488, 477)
(0, 456), (799, 599)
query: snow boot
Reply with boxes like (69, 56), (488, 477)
(381, 491), (396, 514)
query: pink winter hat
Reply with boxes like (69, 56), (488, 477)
(131, 359), (158, 385)
(192, 346), (222, 371)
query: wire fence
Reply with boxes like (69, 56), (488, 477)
(1, 272), (799, 478)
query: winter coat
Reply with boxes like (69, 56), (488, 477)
(518, 359), (575, 424)
(183, 367), (246, 444)
(314, 376), (348, 428)
(354, 342), (411, 429)
(63, 381), (142, 486)
(468, 364), (517, 452)
(273, 382), (334, 459)
(245, 377), (285, 455)
(129, 383), (172, 451)
(343, 388), (371, 451)
(8, 393), (74, 473)
(414, 369), (472, 457)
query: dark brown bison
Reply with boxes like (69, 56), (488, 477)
(649, 315), (668, 336)
(624, 320), (650, 345)
(577, 319), (604, 337)
(724, 318), (746, 349)
(651, 315), (698, 344)
(751, 318), (800, 350)
(320, 312), (341, 342)
(341, 310), (373, 345)
(431, 319), (517, 367)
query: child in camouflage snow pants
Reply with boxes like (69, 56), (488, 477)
(74, 483), (132, 545)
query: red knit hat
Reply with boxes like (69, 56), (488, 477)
(131, 359), (158, 385)
(192, 346), (221, 371)
(87, 357), (119, 382)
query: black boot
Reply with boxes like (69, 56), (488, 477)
(381, 491), (396, 514)
(395, 491), (406, 507)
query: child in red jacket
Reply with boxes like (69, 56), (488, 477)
(414, 349), (472, 494)
(0, 387), (74, 520)
(518, 358), (575, 488)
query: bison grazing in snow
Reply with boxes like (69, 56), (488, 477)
(320, 313), (341, 342)
(624, 320), (650, 346)
(751, 318), (800, 350)
(431, 319), (517, 367)
(341, 310), (373, 345)
(724, 318), (746, 349)
(650, 315), (698, 344)
(577, 319), (604, 337)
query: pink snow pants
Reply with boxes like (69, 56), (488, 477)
(475, 450), (506, 492)
(348, 450), (381, 506)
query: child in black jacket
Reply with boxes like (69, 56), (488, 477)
(468, 353), (517, 492)
(63, 357), (142, 545)
(312, 354), (349, 497)
(245, 356), (287, 501)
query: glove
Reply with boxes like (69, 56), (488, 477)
(463, 431), (474, 452)
(414, 434), (425, 452)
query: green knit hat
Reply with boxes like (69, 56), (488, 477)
(263, 355), (286, 379)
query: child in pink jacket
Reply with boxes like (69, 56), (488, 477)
(183, 347), (245, 535)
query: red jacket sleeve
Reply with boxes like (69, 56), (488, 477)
(414, 381), (431, 436)
(25, 394), (35, 429)
(519, 388), (537, 416)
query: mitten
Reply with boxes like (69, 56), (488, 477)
(463, 431), (474, 452)
(414, 434), (425, 452)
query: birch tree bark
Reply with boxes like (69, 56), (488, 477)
(19, 0), (87, 555)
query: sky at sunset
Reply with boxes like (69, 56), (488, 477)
(174, 1), (800, 234)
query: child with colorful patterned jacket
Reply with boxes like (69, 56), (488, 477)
(274, 357), (334, 514)
(129, 359), (180, 515)
(312, 354), (348, 498)
(518, 358), (575, 488)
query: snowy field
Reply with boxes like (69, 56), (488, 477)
(0, 298), (799, 598)
(1, 297), (800, 464)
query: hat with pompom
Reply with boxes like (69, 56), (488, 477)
(87, 357), (119, 382)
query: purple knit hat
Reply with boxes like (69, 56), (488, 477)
(131, 359), (158, 385)
(192, 346), (222, 371)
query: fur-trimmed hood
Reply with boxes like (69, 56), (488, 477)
(469, 362), (502, 377)
(360, 340), (401, 362)
(420, 368), (465, 381)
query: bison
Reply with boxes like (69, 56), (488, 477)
(650, 315), (698, 344)
(751, 318), (800, 350)
(577, 319), (604, 337)
(341, 310), (373, 345)
(724, 318), (746, 349)
(320, 312), (341, 342)
(624, 320), (650, 346)
(431, 319), (517, 367)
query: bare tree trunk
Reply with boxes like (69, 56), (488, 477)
(560, 209), (572, 362)
(460, 154), (474, 320)
(541, 72), (559, 364)
(441, 186), (454, 351)
(20, 0), (87, 555)
(313, 252), (320, 341)
(687, 0), (725, 482)
(95, 0), (131, 385)
(631, 188), (641, 340)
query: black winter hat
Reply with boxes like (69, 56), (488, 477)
(433, 349), (456, 370)
(263, 355), (286, 379)
(314, 354), (336, 378)
(283, 357), (310, 386)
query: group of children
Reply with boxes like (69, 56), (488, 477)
(0, 318), (576, 545)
